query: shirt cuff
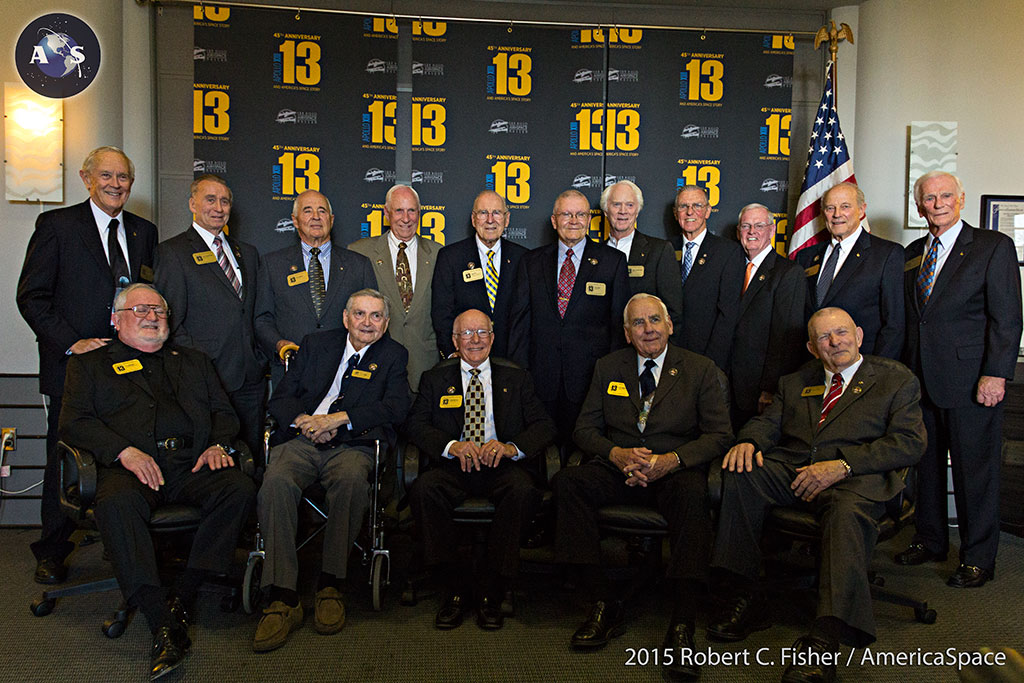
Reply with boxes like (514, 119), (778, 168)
(442, 440), (457, 459)
(510, 442), (526, 460)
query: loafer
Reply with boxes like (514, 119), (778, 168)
(150, 625), (190, 680)
(167, 595), (193, 632)
(706, 592), (768, 642)
(662, 622), (699, 681)
(313, 587), (346, 635)
(34, 557), (67, 585)
(477, 597), (504, 630)
(780, 634), (837, 683)
(253, 600), (303, 652)
(894, 543), (947, 565)
(570, 600), (625, 650)
(946, 564), (993, 588)
(435, 593), (465, 630)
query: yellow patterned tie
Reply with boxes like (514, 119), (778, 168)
(462, 368), (485, 443)
(484, 249), (499, 312)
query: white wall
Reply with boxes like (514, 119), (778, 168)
(0, 1), (153, 375)
(853, 0), (1024, 245)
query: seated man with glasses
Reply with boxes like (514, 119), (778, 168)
(60, 283), (255, 680)
(406, 308), (556, 630)
(431, 190), (528, 360)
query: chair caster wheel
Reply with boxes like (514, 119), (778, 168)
(102, 617), (127, 638)
(915, 607), (937, 624)
(30, 598), (55, 617)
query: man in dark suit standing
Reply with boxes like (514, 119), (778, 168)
(350, 184), (439, 392)
(509, 189), (629, 446)
(255, 189), (377, 385)
(431, 191), (527, 360)
(794, 182), (904, 359)
(155, 174), (266, 460)
(730, 203), (807, 430)
(60, 283), (255, 680)
(554, 293), (731, 680)
(17, 145), (158, 584)
(601, 181), (682, 334)
(254, 289), (410, 652)
(895, 171), (1022, 588)
(708, 308), (925, 683)
(673, 185), (745, 371)
(407, 308), (556, 630)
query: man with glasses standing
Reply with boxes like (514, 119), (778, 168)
(431, 190), (527, 360)
(673, 185), (745, 372)
(509, 190), (629, 446)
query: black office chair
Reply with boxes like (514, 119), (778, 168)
(399, 442), (561, 612)
(29, 441), (254, 637)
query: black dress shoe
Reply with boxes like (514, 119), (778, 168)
(570, 600), (625, 650)
(947, 564), (993, 588)
(150, 626), (190, 680)
(34, 557), (67, 585)
(477, 597), (504, 630)
(435, 593), (465, 630)
(662, 623), (699, 681)
(167, 595), (193, 632)
(894, 543), (947, 565)
(706, 592), (768, 642)
(780, 635), (837, 683)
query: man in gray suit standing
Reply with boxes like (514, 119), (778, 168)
(255, 190), (377, 385)
(708, 307), (925, 683)
(350, 184), (439, 392)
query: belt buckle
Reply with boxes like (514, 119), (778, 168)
(160, 437), (181, 450)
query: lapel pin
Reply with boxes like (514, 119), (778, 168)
(588, 258), (598, 265)
(289, 265), (298, 272)
(852, 385), (862, 394)
(502, 387), (508, 393)
(171, 350), (179, 355)
(698, 257), (706, 266)
(758, 274), (765, 281)
(669, 367), (678, 376)
(376, 259), (384, 266)
(369, 363), (378, 371)
(446, 385), (456, 394)
(468, 262), (476, 269)
(814, 255), (820, 262)
(856, 252), (861, 257)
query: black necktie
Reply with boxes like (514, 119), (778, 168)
(107, 219), (129, 288)
(308, 246), (326, 317)
(327, 353), (361, 413)
(816, 244), (841, 306)
(639, 359), (657, 400)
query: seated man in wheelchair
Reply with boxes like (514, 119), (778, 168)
(60, 283), (255, 680)
(708, 307), (925, 683)
(254, 288), (410, 652)
(406, 308), (556, 630)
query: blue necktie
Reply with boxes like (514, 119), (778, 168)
(681, 242), (696, 284)
(916, 238), (940, 308)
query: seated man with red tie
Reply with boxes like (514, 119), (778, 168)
(253, 289), (410, 652)
(708, 307), (925, 683)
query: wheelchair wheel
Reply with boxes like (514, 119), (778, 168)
(242, 554), (264, 614)
(371, 554), (387, 612)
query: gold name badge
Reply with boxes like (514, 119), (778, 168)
(113, 359), (143, 375)
(351, 369), (372, 380)
(139, 265), (155, 282)
(287, 271), (310, 286)
(585, 282), (607, 296)
(440, 395), (463, 408)
(462, 267), (484, 282)
(627, 265), (645, 278)
(804, 264), (820, 277)
(801, 385), (826, 397)
(192, 250), (217, 265)
(904, 255), (923, 272)
(607, 381), (629, 397)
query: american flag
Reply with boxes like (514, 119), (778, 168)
(787, 64), (859, 257)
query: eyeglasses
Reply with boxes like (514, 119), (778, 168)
(739, 222), (773, 231)
(629, 315), (663, 328)
(115, 304), (169, 319)
(456, 329), (493, 339)
(474, 209), (507, 219)
(556, 211), (590, 221)
(675, 203), (707, 212)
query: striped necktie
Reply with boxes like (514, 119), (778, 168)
(818, 373), (844, 427)
(212, 235), (241, 298)
(916, 238), (940, 308)
(484, 249), (499, 312)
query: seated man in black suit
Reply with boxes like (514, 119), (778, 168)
(553, 293), (732, 681)
(254, 288), (410, 652)
(708, 307), (925, 683)
(406, 308), (556, 630)
(60, 283), (255, 681)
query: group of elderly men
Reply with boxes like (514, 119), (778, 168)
(16, 145), (1021, 682)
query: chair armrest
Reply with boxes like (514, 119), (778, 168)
(706, 457), (724, 510)
(403, 442), (422, 491)
(542, 445), (561, 483)
(231, 440), (256, 478)
(57, 441), (97, 513)
(566, 449), (584, 468)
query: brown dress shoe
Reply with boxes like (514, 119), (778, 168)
(253, 601), (303, 652)
(313, 587), (346, 634)
(894, 543), (946, 565)
(947, 564), (993, 588)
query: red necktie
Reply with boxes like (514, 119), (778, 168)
(557, 248), (576, 318)
(818, 373), (844, 427)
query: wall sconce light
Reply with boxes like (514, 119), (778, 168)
(4, 82), (63, 203)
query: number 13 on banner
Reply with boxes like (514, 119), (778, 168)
(573, 108), (640, 151)
(489, 161), (530, 204)
(678, 165), (721, 207)
(364, 208), (446, 245)
(365, 99), (447, 146)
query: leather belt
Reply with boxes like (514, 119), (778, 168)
(156, 436), (193, 451)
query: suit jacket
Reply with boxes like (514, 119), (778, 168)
(902, 223), (1022, 407)
(673, 231), (745, 370)
(154, 227), (265, 392)
(431, 236), (527, 359)
(622, 230), (683, 335)
(254, 242), (377, 375)
(404, 358), (556, 471)
(508, 239), (630, 406)
(795, 230), (905, 359)
(730, 249), (807, 415)
(269, 331), (410, 447)
(739, 356), (926, 502)
(16, 200), (158, 396)
(574, 345), (732, 471)
(59, 340), (238, 469)
(349, 232), (439, 391)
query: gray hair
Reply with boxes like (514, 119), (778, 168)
(821, 181), (865, 210)
(737, 203), (775, 225)
(913, 171), (964, 205)
(114, 283), (167, 312)
(674, 184), (709, 206)
(292, 190), (333, 217)
(600, 180), (644, 214)
(190, 174), (233, 203)
(623, 293), (669, 325)
(346, 288), (390, 320)
(81, 146), (135, 181)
